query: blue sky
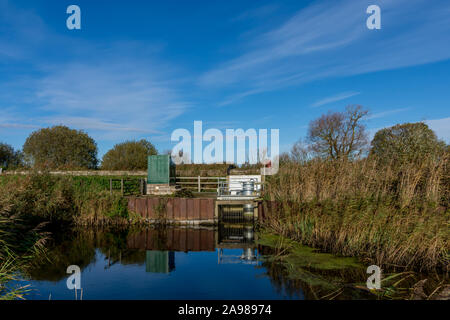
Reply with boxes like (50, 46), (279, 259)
(1, 0), (449, 158)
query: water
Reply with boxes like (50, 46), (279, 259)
(18, 225), (369, 300)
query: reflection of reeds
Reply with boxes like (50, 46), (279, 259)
(0, 217), (47, 300)
(263, 155), (449, 272)
(373, 271), (450, 300)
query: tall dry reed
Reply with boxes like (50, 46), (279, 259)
(263, 154), (449, 272)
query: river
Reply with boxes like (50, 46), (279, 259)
(16, 224), (380, 300)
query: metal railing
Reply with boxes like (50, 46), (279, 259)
(175, 176), (227, 192)
(169, 176), (264, 195)
(108, 178), (146, 196)
(217, 180), (263, 197)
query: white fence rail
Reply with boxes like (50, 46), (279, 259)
(175, 176), (227, 192)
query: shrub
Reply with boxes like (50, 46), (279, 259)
(101, 139), (157, 170)
(371, 122), (446, 165)
(23, 126), (98, 170)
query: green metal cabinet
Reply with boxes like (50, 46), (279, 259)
(147, 155), (175, 184)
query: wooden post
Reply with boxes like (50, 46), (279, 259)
(140, 178), (143, 195)
(121, 179), (124, 195)
(198, 176), (201, 192)
(110, 179), (112, 195)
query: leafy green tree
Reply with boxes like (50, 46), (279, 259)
(0, 143), (23, 169)
(370, 122), (446, 164)
(101, 139), (158, 170)
(23, 126), (98, 169)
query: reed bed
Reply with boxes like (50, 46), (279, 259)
(0, 173), (132, 299)
(0, 216), (48, 300)
(263, 154), (449, 272)
(0, 173), (130, 226)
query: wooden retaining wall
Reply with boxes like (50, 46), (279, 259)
(128, 197), (216, 223)
(127, 228), (215, 252)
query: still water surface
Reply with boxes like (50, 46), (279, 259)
(20, 225), (368, 300)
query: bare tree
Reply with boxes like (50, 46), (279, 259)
(290, 138), (310, 163)
(307, 105), (368, 160)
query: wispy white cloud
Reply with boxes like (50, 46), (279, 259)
(34, 59), (188, 140)
(311, 91), (360, 108)
(200, 0), (450, 105)
(365, 108), (410, 120)
(0, 123), (40, 129)
(217, 88), (265, 107)
(0, 1), (189, 145)
(42, 117), (161, 134)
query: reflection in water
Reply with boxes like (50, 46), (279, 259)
(217, 223), (259, 265)
(127, 227), (216, 252)
(19, 221), (372, 300)
(145, 251), (175, 274)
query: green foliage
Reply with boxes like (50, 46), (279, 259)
(0, 173), (74, 223)
(72, 176), (143, 196)
(371, 122), (446, 164)
(106, 196), (129, 218)
(101, 139), (157, 170)
(0, 174), (130, 225)
(22, 125), (98, 170)
(0, 143), (23, 169)
(173, 188), (195, 198)
(0, 216), (47, 300)
(257, 233), (362, 270)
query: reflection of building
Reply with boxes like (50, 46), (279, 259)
(145, 251), (175, 273)
(218, 223), (255, 244)
(217, 223), (259, 265)
(217, 248), (259, 265)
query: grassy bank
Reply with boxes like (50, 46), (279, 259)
(263, 155), (449, 272)
(258, 232), (449, 300)
(0, 173), (134, 226)
(0, 173), (136, 299)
